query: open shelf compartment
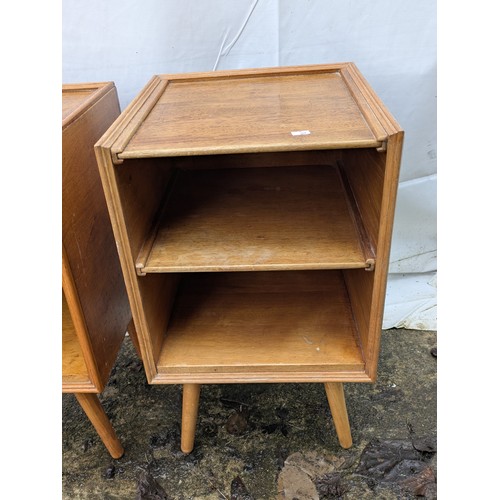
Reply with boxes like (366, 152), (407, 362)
(136, 163), (374, 274)
(154, 270), (366, 383)
(62, 292), (92, 389)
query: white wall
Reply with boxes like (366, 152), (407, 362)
(63, 0), (437, 330)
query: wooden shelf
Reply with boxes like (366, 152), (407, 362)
(136, 164), (374, 274)
(62, 293), (91, 388)
(155, 271), (366, 383)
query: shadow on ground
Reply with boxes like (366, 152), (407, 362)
(62, 329), (437, 499)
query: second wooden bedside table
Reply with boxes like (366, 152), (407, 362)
(63, 82), (140, 458)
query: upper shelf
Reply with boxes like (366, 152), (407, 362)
(98, 63), (402, 162)
(136, 163), (375, 274)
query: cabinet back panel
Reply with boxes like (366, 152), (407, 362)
(173, 150), (342, 170)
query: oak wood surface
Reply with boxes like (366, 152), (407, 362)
(95, 64), (403, 387)
(119, 71), (380, 158)
(339, 149), (385, 251)
(138, 165), (371, 274)
(62, 291), (91, 388)
(62, 247), (101, 392)
(63, 83), (130, 458)
(105, 158), (176, 373)
(172, 150), (341, 171)
(156, 271), (364, 382)
(62, 89), (94, 122)
(62, 82), (115, 125)
(363, 133), (404, 378)
(63, 82), (131, 390)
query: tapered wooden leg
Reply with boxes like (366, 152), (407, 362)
(181, 384), (201, 454)
(324, 382), (352, 449)
(127, 319), (142, 361)
(75, 393), (124, 459)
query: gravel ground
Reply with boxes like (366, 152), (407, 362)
(62, 329), (437, 499)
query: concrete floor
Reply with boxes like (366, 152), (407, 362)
(62, 329), (437, 499)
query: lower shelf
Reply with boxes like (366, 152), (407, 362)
(155, 270), (367, 383)
(62, 293), (93, 391)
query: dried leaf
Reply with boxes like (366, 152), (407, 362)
(104, 464), (116, 480)
(226, 410), (248, 435)
(136, 471), (169, 500)
(230, 476), (254, 499)
(400, 466), (437, 498)
(412, 436), (437, 454)
(278, 463), (319, 499)
(315, 472), (348, 498)
(357, 439), (436, 493)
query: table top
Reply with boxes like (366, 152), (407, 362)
(100, 63), (400, 161)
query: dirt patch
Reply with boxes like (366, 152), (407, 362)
(62, 329), (437, 499)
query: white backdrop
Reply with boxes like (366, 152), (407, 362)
(62, 0), (437, 330)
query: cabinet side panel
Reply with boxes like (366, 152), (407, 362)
(341, 147), (385, 380)
(364, 134), (404, 378)
(62, 87), (130, 385)
(115, 159), (174, 260)
(342, 268), (374, 372)
(340, 148), (386, 251)
(112, 159), (177, 373)
(342, 135), (403, 379)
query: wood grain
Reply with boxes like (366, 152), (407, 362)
(63, 83), (129, 457)
(139, 165), (371, 273)
(63, 82), (131, 390)
(120, 71), (380, 158)
(62, 291), (91, 389)
(339, 149), (386, 251)
(156, 271), (364, 382)
(62, 247), (101, 392)
(173, 149), (341, 171)
(62, 82), (115, 126)
(94, 64), (403, 389)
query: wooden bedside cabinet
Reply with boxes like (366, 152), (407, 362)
(63, 82), (138, 459)
(95, 64), (403, 453)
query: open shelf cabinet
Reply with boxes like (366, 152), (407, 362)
(95, 63), (403, 452)
(62, 82), (133, 458)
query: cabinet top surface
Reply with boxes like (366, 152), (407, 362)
(102, 64), (399, 160)
(62, 82), (114, 126)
